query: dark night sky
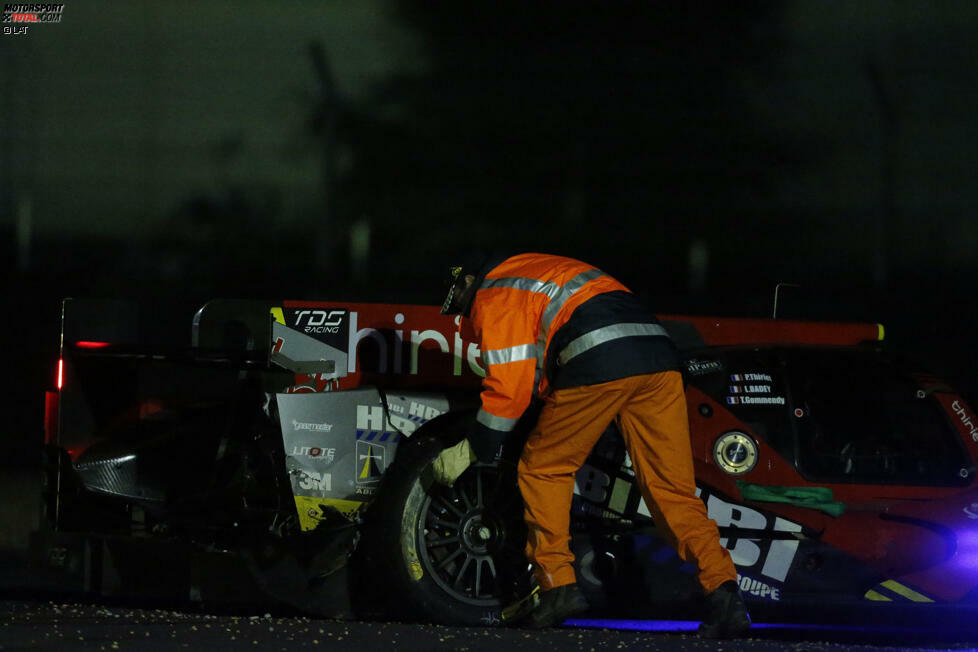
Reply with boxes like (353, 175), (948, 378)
(1, 1), (977, 429)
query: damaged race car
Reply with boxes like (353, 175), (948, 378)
(36, 297), (978, 626)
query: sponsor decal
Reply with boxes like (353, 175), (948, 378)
(356, 440), (385, 485)
(285, 308), (349, 354)
(629, 487), (805, 586)
(409, 400), (444, 421)
(356, 405), (409, 439)
(347, 311), (484, 378)
(728, 372), (778, 404)
(294, 309), (346, 335)
(576, 456), (801, 586)
(952, 400), (978, 442)
(291, 419), (334, 433)
(290, 446), (336, 463)
(685, 358), (722, 376)
(355, 401), (445, 439)
(296, 470), (332, 492)
(701, 490), (802, 584)
(276, 304), (486, 383)
(731, 373), (773, 383)
(729, 385), (771, 394)
(738, 574), (781, 601)
(726, 396), (785, 406)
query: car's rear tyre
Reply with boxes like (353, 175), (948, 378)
(364, 420), (531, 626)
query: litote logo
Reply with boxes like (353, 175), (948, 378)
(356, 440), (385, 484)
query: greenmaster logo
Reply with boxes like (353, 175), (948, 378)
(3, 3), (64, 35)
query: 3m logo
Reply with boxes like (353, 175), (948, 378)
(298, 471), (331, 492)
(356, 440), (385, 484)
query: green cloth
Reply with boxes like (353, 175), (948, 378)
(735, 480), (846, 517)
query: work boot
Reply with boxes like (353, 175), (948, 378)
(698, 580), (751, 638)
(526, 583), (589, 628)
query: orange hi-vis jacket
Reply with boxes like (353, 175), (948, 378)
(467, 253), (679, 461)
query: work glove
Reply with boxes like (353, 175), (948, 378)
(431, 438), (477, 487)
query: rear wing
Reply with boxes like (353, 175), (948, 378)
(189, 300), (885, 393)
(660, 315), (884, 351)
(50, 298), (279, 455)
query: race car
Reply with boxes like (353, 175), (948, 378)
(36, 297), (978, 626)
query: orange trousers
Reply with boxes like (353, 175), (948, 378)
(517, 371), (736, 594)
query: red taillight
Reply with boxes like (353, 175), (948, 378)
(57, 358), (63, 390)
(75, 341), (111, 349)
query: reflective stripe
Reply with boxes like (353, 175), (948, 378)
(476, 409), (520, 432)
(481, 271), (604, 336)
(479, 268), (610, 393)
(864, 590), (892, 602)
(536, 269), (605, 367)
(557, 323), (669, 365)
(539, 269), (605, 335)
(481, 276), (562, 300)
(483, 343), (537, 366)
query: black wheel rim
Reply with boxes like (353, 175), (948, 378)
(417, 464), (528, 606)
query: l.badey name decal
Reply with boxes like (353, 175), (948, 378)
(726, 373), (785, 406)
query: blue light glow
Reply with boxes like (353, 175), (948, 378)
(563, 619), (936, 634)
(951, 529), (978, 570)
(564, 619), (700, 632)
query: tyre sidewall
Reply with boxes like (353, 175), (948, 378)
(367, 431), (516, 626)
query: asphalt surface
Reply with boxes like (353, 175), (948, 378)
(3, 598), (978, 652)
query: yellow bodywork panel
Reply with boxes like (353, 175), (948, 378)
(864, 580), (934, 603)
(880, 579), (933, 602)
(293, 495), (365, 531)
